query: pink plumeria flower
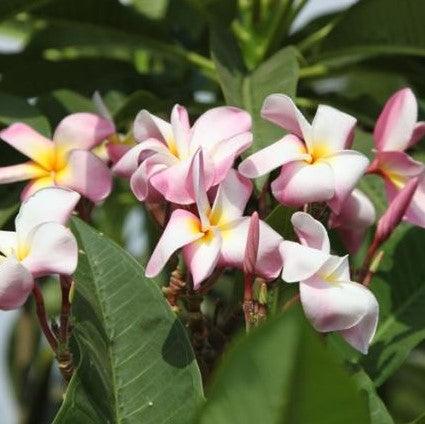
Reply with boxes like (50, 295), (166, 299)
(0, 188), (80, 310)
(329, 189), (376, 254)
(239, 94), (369, 212)
(113, 104), (252, 204)
(368, 88), (425, 227)
(92, 91), (136, 163)
(280, 212), (378, 354)
(0, 113), (115, 202)
(145, 150), (282, 288)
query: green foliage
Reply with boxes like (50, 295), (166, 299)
(197, 308), (369, 424)
(54, 219), (203, 423)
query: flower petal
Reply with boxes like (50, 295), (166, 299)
(300, 276), (378, 354)
(133, 110), (173, 144)
(261, 94), (312, 141)
(280, 240), (329, 282)
(55, 150), (112, 202)
(311, 105), (356, 151)
(22, 222), (78, 277)
(15, 187), (80, 243)
(0, 162), (48, 184)
(219, 218), (282, 280)
(171, 104), (190, 159)
(291, 211), (330, 252)
(325, 150), (369, 213)
(112, 138), (171, 178)
(402, 176), (425, 228)
(183, 228), (222, 289)
(374, 88), (417, 152)
(210, 132), (253, 185)
(0, 123), (55, 169)
(0, 257), (33, 310)
(211, 169), (252, 226)
(20, 176), (56, 201)
(53, 113), (115, 152)
(145, 209), (203, 278)
(238, 134), (309, 178)
(190, 106), (251, 153)
(0, 231), (17, 257)
(271, 160), (334, 206)
(408, 121), (425, 148)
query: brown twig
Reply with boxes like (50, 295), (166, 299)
(32, 283), (58, 352)
(282, 293), (300, 311)
(59, 275), (72, 345)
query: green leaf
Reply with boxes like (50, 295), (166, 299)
(54, 218), (203, 424)
(0, 0), (53, 21)
(211, 28), (299, 157)
(0, 92), (50, 136)
(320, 0), (425, 63)
(197, 308), (369, 424)
(411, 412), (425, 424)
(352, 368), (394, 424)
(265, 204), (296, 240)
(361, 224), (425, 387)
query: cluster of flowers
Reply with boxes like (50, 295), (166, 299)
(0, 88), (423, 356)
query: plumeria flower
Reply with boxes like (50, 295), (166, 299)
(368, 88), (425, 227)
(113, 104), (252, 204)
(329, 189), (376, 254)
(239, 94), (369, 212)
(280, 212), (378, 354)
(0, 113), (115, 202)
(92, 91), (136, 163)
(0, 188), (80, 310)
(146, 150), (282, 288)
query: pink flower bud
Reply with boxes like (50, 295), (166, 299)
(243, 212), (260, 277)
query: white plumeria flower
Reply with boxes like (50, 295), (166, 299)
(280, 212), (379, 354)
(0, 188), (80, 310)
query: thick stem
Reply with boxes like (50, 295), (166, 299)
(32, 283), (58, 352)
(242, 273), (255, 331)
(59, 275), (73, 345)
(360, 237), (381, 283)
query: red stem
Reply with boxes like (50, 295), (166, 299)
(59, 275), (72, 346)
(32, 283), (58, 352)
(360, 236), (381, 283)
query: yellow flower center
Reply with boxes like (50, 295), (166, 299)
(16, 243), (30, 261)
(307, 143), (331, 164)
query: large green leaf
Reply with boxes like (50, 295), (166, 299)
(319, 0), (425, 63)
(210, 27), (299, 157)
(361, 224), (425, 386)
(54, 218), (203, 424)
(197, 308), (369, 424)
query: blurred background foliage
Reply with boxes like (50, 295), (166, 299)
(1, 0), (425, 423)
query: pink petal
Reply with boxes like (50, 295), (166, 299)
(0, 123), (55, 169)
(408, 122), (425, 148)
(261, 94), (312, 142)
(145, 209), (203, 278)
(401, 175), (425, 228)
(133, 110), (172, 144)
(53, 113), (115, 152)
(16, 187), (80, 242)
(190, 149), (211, 229)
(112, 138), (171, 178)
(325, 151), (369, 213)
(171, 104), (190, 159)
(210, 169), (252, 226)
(291, 211), (330, 252)
(183, 228), (222, 289)
(22, 222), (78, 277)
(0, 162), (48, 184)
(238, 134), (309, 178)
(374, 88), (417, 152)
(219, 218), (282, 280)
(280, 240), (329, 282)
(311, 105), (356, 151)
(301, 274), (378, 354)
(190, 106), (251, 153)
(20, 176), (56, 201)
(210, 132), (253, 185)
(130, 155), (168, 202)
(55, 150), (112, 202)
(336, 228), (366, 255)
(243, 212), (260, 276)
(0, 257), (33, 310)
(107, 143), (131, 164)
(271, 160), (334, 206)
(150, 154), (215, 205)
